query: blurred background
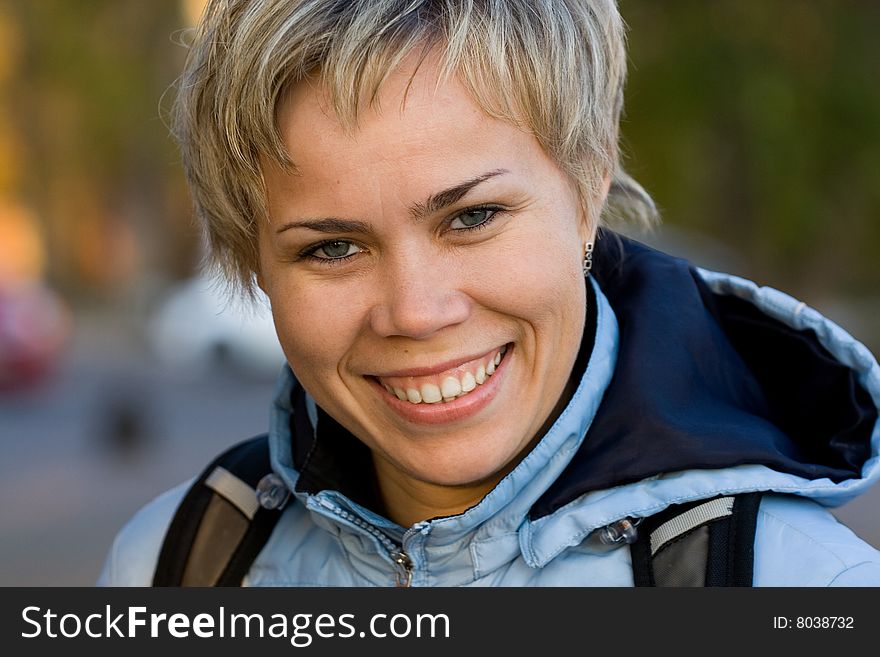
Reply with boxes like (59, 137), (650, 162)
(0, 0), (878, 585)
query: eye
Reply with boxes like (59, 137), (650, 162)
(303, 240), (362, 261)
(449, 207), (499, 230)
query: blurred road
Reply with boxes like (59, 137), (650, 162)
(1, 309), (878, 586)
(0, 312), (280, 586)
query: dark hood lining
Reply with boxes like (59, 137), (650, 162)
(530, 234), (876, 519)
(698, 284), (874, 477)
(291, 387), (384, 509)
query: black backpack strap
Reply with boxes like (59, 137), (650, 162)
(153, 434), (288, 587)
(630, 492), (763, 587)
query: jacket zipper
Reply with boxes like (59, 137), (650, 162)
(316, 498), (414, 587)
(391, 549), (414, 587)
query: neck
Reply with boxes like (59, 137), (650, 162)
(372, 454), (504, 527)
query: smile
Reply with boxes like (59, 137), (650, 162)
(374, 344), (509, 405)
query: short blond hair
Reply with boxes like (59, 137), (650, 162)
(175, 0), (656, 296)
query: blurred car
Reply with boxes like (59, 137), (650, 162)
(148, 274), (285, 379)
(0, 281), (71, 392)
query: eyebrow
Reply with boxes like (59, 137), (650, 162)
(275, 168), (509, 234)
(408, 169), (509, 220)
(275, 217), (370, 235)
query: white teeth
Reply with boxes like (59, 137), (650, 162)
(420, 383), (442, 404)
(441, 376), (462, 399)
(383, 346), (509, 405)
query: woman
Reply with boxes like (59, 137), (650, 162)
(99, 0), (880, 586)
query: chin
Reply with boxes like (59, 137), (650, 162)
(405, 452), (516, 489)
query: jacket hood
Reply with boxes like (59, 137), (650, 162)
(532, 232), (879, 518)
(266, 232), (880, 574)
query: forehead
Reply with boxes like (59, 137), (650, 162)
(267, 58), (559, 211)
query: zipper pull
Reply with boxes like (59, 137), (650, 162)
(392, 550), (413, 587)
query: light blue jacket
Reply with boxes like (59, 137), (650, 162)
(98, 239), (880, 587)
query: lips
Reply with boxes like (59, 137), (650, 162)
(369, 343), (512, 425)
(374, 344), (508, 405)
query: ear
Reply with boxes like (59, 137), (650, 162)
(599, 171), (612, 200)
(578, 172), (612, 244)
(255, 269), (267, 294)
(254, 236), (268, 294)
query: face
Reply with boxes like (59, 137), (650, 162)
(258, 57), (597, 505)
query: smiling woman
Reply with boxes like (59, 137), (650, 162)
(258, 63), (592, 525)
(99, 0), (880, 587)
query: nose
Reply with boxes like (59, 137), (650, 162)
(368, 252), (471, 339)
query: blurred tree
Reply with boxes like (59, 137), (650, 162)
(621, 0), (880, 300)
(2, 0), (196, 301)
(0, 0), (877, 349)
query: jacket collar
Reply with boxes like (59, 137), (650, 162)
(266, 232), (880, 579)
(525, 234), (880, 566)
(534, 233), (877, 518)
(267, 274), (619, 583)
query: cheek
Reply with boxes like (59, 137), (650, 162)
(268, 282), (366, 383)
(471, 220), (584, 327)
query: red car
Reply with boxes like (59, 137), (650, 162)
(0, 282), (70, 391)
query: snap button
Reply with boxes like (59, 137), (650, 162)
(256, 473), (290, 510)
(598, 517), (640, 545)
